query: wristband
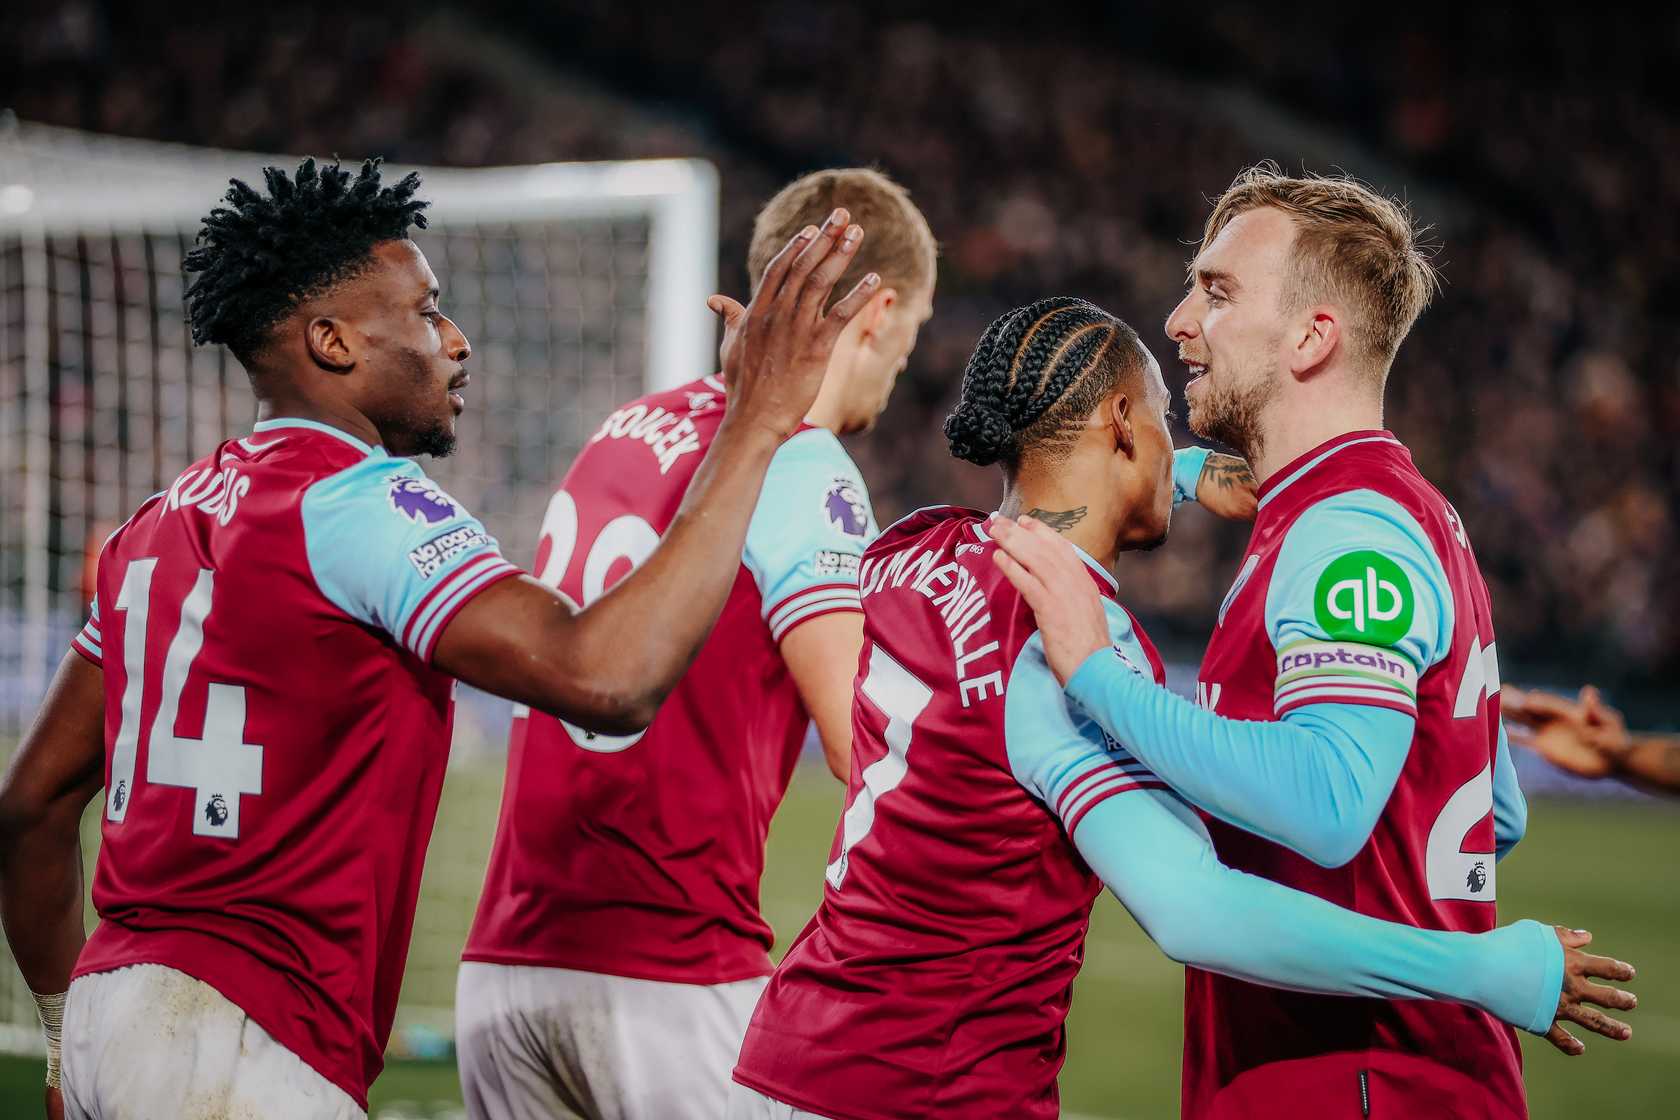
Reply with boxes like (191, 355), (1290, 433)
(31, 988), (65, 1090)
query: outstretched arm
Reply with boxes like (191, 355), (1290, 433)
(434, 215), (880, 732)
(1003, 634), (1637, 1056)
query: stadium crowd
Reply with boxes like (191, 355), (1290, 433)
(5, 0), (1676, 695)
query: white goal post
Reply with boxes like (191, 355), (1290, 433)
(0, 118), (719, 1053)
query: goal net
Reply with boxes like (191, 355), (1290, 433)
(0, 118), (719, 1052)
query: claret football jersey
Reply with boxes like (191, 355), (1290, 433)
(463, 376), (877, 984)
(71, 417), (520, 1108)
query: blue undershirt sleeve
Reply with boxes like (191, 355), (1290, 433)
(1172, 446), (1212, 507)
(1069, 789), (1563, 1034)
(1003, 624), (1563, 1034)
(1063, 490), (1457, 867)
(1493, 720), (1528, 859)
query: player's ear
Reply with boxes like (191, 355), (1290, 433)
(306, 316), (356, 374)
(1289, 306), (1339, 377)
(857, 287), (897, 342)
(1107, 392), (1135, 459)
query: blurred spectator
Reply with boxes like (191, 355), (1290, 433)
(4, 0), (1675, 693)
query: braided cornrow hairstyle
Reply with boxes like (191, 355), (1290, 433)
(945, 297), (1143, 469)
(184, 157), (430, 361)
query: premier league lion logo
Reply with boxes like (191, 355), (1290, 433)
(1466, 860), (1488, 893)
(823, 479), (868, 537)
(388, 476), (460, 525)
(204, 793), (229, 828)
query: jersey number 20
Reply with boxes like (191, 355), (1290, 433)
(529, 489), (661, 752)
(107, 558), (263, 840)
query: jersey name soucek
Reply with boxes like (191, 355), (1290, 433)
(734, 507), (1166, 1120)
(68, 420), (520, 1109)
(1186, 431), (1524, 1117)
(463, 377), (875, 984)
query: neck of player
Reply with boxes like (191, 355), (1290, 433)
(1249, 379), (1385, 486)
(998, 470), (1122, 574)
(254, 391), (384, 449)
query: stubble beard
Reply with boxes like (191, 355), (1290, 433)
(1188, 362), (1276, 464)
(393, 346), (458, 459)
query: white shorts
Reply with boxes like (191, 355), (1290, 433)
(455, 960), (768, 1120)
(60, 962), (364, 1120)
(724, 1083), (836, 1120)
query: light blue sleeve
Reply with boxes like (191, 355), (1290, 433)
(1493, 720), (1527, 859)
(1003, 623), (1563, 1033)
(743, 427), (876, 643)
(1061, 491), (1460, 867)
(1172, 446), (1212, 508)
(301, 454), (520, 662)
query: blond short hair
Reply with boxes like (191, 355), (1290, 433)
(748, 168), (937, 301)
(1200, 162), (1439, 370)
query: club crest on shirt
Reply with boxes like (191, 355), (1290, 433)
(388, 475), (460, 525)
(823, 479), (869, 537)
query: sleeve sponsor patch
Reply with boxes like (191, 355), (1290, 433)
(1274, 639), (1419, 717)
(409, 524), (493, 578)
(1312, 550), (1414, 645)
(813, 549), (861, 578)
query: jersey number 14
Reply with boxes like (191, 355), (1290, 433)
(106, 558), (263, 840)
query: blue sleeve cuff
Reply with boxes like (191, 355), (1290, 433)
(1522, 918), (1566, 1034)
(1172, 447), (1213, 507)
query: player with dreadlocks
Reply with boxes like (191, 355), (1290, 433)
(729, 298), (1628, 1120)
(0, 157), (877, 1120)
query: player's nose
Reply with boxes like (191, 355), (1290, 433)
(1165, 294), (1197, 342)
(442, 315), (471, 363)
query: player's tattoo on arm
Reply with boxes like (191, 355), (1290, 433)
(1024, 507), (1088, 533)
(1204, 454), (1256, 491)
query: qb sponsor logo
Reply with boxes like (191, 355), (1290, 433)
(823, 478), (870, 537)
(388, 475), (461, 525)
(1313, 550), (1412, 644)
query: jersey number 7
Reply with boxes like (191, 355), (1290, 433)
(826, 646), (933, 890)
(106, 558), (263, 840)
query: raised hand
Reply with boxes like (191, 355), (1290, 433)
(1196, 453), (1258, 521)
(988, 514), (1111, 685)
(1544, 927), (1637, 1054)
(707, 208), (879, 441)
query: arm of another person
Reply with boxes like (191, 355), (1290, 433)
(782, 613), (865, 780)
(1003, 632), (1637, 1055)
(743, 428), (876, 781)
(992, 491), (1457, 868)
(1505, 684), (1680, 796)
(0, 646), (106, 1105)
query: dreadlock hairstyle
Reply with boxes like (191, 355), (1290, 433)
(945, 297), (1144, 471)
(184, 158), (430, 362)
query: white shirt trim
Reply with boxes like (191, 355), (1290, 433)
(252, 417), (378, 456)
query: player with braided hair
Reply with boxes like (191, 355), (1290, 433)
(728, 299), (1602, 1120)
(0, 156), (878, 1120)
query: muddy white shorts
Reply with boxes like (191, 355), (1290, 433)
(60, 962), (364, 1120)
(455, 960), (768, 1120)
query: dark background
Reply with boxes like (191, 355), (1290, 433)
(7, 0), (1678, 713)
